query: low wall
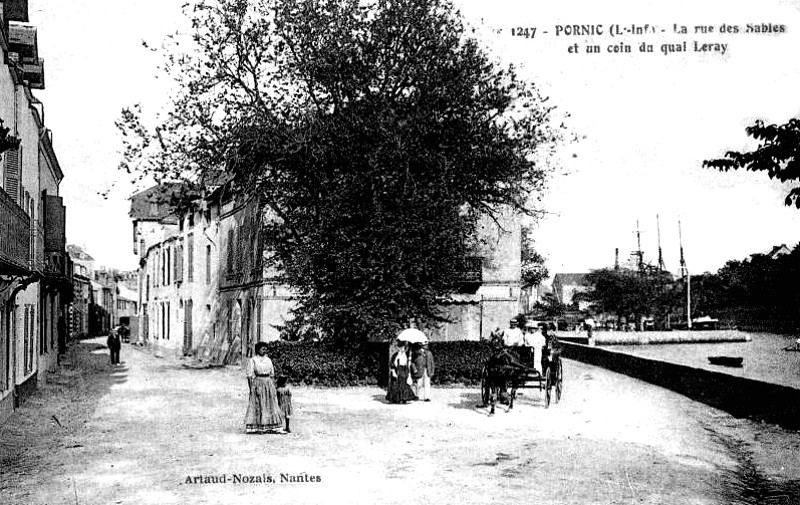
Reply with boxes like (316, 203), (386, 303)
(562, 330), (751, 346)
(561, 342), (800, 430)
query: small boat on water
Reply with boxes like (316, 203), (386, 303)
(708, 356), (744, 367)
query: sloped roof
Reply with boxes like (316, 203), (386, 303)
(129, 183), (197, 221)
(66, 244), (93, 261)
(117, 285), (138, 302)
(766, 244), (790, 258)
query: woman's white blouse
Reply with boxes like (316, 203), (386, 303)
(246, 355), (275, 378)
(392, 351), (409, 368)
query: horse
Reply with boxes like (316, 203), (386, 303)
(481, 346), (528, 415)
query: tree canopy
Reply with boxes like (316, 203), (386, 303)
(704, 118), (800, 207)
(584, 265), (676, 327)
(118, 0), (566, 344)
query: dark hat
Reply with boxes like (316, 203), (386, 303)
(254, 342), (268, 352)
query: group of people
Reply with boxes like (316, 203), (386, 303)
(386, 340), (435, 404)
(241, 320), (557, 430)
(244, 342), (293, 434)
(493, 318), (558, 376)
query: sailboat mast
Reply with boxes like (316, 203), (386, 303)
(657, 214), (665, 271)
(636, 220), (644, 273)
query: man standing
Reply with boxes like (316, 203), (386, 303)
(411, 343), (435, 402)
(107, 328), (122, 365)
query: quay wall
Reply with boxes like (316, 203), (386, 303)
(561, 342), (800, 430)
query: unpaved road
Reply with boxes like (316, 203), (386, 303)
(1, 338), (799, 505)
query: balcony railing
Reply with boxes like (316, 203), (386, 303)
(0, 188), (31, 274)
(458, 256), (483, 284)
(43, 250), (68, 279)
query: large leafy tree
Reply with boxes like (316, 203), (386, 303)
(704, 118), (800, 207)
(585, 265), (676, 328)
(118, 0), (565, 344)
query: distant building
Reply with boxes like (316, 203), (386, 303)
(762, 244), (791, 260)
(67, 244), (94, 339)
(552, 273), (591, 310)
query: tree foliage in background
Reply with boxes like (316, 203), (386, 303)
(687, 247), (800, 318)
(117, 0), (566, 345)
(584, 265), (676, 327)
(704, 118), (800, 207)
(533, 292), (567, 319)
(520, 225), (548, 289)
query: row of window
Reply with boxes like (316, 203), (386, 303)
(147, 235), (213, 293)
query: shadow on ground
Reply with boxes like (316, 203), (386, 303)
(0, 338), (130, 491)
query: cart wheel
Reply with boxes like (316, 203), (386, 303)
(480, 367), (491, 407)
(555, 361), (563, 403)
(544, 367), (552, 408)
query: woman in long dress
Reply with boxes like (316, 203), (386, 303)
(244, 342), (285, 433)
(386, 341), (417, 404)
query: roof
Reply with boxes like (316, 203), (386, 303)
(117, 285), (138, 302)
(66, 244), (93, 261)
(766, 244), (790, 259)
(129, 183), (198, 221)
(552, 273), (590, 286)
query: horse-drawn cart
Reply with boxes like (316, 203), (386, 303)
(479, 345), (563, 414)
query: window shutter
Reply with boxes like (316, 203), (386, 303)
(4, 147), (21, 204)
(187, 233), (194, 282)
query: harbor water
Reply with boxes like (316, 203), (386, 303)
(599, 330), (800, 389)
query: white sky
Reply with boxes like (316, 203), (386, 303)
(29, 0), (800, 276)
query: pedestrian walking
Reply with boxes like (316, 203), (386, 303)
(276, 376), (293, 434)
(411, 343), (435, 402)
(244, 342), (285, 434)
(386, 340), (417, 404)
(107, 328), (121, 365)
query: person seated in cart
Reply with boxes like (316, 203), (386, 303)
(501, 318), (525, 348)
(524, 324), (547, 375)
(541, 326), (562, 375)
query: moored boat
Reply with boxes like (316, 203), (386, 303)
(708, 356), (743, 367)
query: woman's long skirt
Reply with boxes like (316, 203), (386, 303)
(245, 376), (285, 433)
(386, 367), (417, 403)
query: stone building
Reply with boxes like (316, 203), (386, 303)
(67, 244), (93, 339)
(0, 1), (71, 423)
(131, 182), (523, 361)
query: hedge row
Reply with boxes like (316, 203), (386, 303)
(427, 341), (495, 386)
(263, 341), (382, 387)
(262, 340), (495, 387)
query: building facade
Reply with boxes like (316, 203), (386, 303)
(0, 1), (71, 423)
(131, 182), (523, 362)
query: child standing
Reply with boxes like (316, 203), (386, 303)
(276, 376), (293, 433)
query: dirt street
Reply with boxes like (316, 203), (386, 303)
(1, 338), (799, 505)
